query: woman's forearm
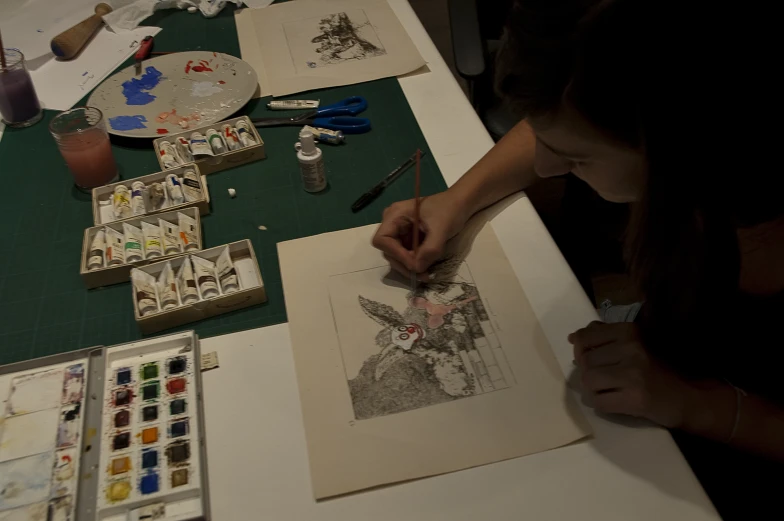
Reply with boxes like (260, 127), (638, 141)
(448, 119), (539, 217)
(682, 381), (784, 460)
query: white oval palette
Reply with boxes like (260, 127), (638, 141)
(88, 51), (258, 139)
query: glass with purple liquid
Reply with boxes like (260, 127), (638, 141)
(0, 48), (43, 128)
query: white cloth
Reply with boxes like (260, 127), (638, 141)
(103, 0), (273, 32)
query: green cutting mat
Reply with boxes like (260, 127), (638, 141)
(0, 7), (448, 365)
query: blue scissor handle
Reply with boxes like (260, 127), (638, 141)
(312, 116), (371, 134)
(315, 96), (368, 117)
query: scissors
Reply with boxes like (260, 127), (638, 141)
(251, 96), (371, 134)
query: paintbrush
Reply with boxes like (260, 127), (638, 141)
(411, 149), (422, 292)
(0, 28), (7, 71)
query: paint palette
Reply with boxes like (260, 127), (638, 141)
(0, 362), (86, 520)
(87, 51), (258, 138)
(0, 331), (209, 521)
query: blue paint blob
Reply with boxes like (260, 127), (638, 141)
(121, 66), (164, 106)
(140, 472), (159, 494)
(109, 115), (148, 131)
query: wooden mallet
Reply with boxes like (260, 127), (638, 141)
(50, 3), (113, 60)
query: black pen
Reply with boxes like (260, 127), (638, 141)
(351, 150), (427, 212)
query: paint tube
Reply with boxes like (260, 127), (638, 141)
(132, 269), (159, 317)
(131, 181), (146, 216)
(158, 218), (182, 256)
(267, 99), (319, 110)
(175, 136), (194, 164)
(123, 223), (144, 263)
(141, 221), (163, 259)
(191, 255), (219, 299)
(181, 170), (201, 202)
(158, 141), (180, 169)
(165, 173), (185, 205)
(105, 227), (125, 266)
(176, 257), (200, 305)
(87, 229), (106, 270)
(113, 185), (132, 220)
(235, 120), (258, 147)
(206, 128), (227, 155)
(189, 132), (214, 158)
(221, 124), (241, 151)
(303, 125), (345, 145)
(216, 247), (240, 294)
(178, 212), (199, 252)
(157, 262), (179, 311)
(148, 182), (166, 210)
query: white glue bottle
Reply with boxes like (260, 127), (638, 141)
(295, 129), (327, 193)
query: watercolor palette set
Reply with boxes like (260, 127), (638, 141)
(152, 116), (266, 175)
(131, 240), (266, 334)
(92, 165), (211, 226)
(0, 331), (209, 521)
(81, 208), (204, 290)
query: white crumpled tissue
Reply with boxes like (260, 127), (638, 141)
(104, 0), (273, 32)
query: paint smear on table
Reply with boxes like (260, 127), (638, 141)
(62, 364), (85, 405)
(121, 66), (164, 105)
(8, 368), (62, 416)
(109, 115), (148, 131)
(0, 452), (55, 511)
(191, 81), (223, 98)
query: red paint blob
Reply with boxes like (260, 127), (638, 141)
(217, 80), (226, 84)
(156, 128), (168, 134)
(184, 60), (193, 74)
(167, 378), (187, 394)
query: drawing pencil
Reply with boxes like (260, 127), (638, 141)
(350, 150), (427, 212)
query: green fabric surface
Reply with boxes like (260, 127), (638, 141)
(0, 7), (447, 364)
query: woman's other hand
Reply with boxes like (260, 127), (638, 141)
(372, 191), (469, 280)
(570, 321), (695, 428)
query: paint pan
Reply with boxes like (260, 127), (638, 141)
(0, 331), (208, 520)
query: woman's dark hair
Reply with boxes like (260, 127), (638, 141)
(495, 0), (782, 363)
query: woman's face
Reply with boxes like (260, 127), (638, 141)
(528, 108), (646, 203)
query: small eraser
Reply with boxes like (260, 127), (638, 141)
(228, 188), (236, 198)
(201, 351), (219, 371)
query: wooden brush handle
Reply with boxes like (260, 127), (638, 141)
(50, 3), (113, 60)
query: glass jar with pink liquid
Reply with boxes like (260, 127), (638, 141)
(50, 107), (119, 190)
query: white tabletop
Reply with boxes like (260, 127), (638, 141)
(198, 1), (721, 519)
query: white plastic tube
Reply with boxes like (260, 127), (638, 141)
(159, 218), (182, 256)
(105, 227), (125, 266)
(216, 247), (240, 294)
(113, 185), (132, 220)
(157, 262), (179, 310)
(165, 173), (185, 205)
(141, 221), (163, 259)
(177, 212), (199, 252)
(177, 257), (200, 304)
(131, 181), (146, 216)
(191, 255), (219, 299)
(87, 229), (106, 270)
(181, 170), (201, 202)
(132, 269), (159, 317)
(123, 223), (144, 263)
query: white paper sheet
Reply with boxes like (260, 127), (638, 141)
(29, 26), (161, 111)
(0, 0), (100, 60)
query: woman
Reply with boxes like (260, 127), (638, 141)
(372, 0), (783, 516)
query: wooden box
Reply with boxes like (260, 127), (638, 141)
(81, 208), (203, 290)
(152, 116), (265, 175)
(132, 240), (266, 334)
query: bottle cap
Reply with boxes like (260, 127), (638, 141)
(298, 129), (318, 155)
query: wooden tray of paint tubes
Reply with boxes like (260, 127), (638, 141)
(131, 240), (266, 334)
(92, 164), (211, 226)
(81, 208), (203, 290)
(152, 115), (265, 175)
(0, 330), (210, 521)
